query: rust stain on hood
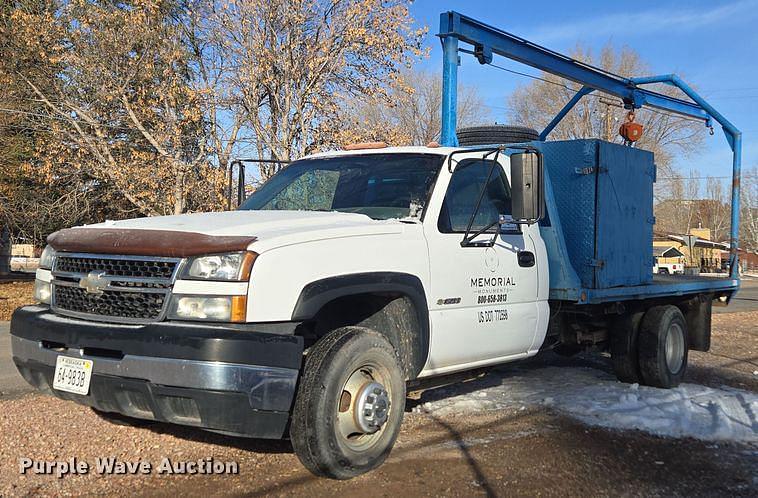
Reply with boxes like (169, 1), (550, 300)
(47, 228), (257, 258)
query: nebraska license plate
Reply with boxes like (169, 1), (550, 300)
(53, 356), (93, 395)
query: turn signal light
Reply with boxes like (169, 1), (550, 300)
(231, 296), (247, 323)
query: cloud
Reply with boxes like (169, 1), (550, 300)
(523, 0), (758, 44)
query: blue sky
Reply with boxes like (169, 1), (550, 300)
(409, 0), (758, 181)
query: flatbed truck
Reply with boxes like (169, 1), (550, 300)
(10, 11), (741, 479)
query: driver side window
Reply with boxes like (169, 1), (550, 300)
(438, 159), (512, 233)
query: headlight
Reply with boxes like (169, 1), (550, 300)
(34, 279), (51, 304)
(167, 295), (247, 322)
(182, 252), (256, 281)
(39, 245), (56, 270)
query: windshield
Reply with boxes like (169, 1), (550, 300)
(239, 153), (444, 220)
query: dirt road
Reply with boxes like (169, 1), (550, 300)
(1, 310), (757, 496)
(1, 396), (755, 497)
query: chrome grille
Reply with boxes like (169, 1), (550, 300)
(51, 253), (181, 324)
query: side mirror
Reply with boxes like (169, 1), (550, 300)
(510, 151), (544, 224)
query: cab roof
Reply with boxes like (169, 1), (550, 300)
(302, 145), (460, 160)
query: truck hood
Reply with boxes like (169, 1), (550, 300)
(78, 210), (406, 253)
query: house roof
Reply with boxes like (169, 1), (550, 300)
(653, 246), (685, 258)
(662, 234), (729, 250)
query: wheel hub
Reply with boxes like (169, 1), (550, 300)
(665, 322), (685, 373)
(354, 381), (390, 433)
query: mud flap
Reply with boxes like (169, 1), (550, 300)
(681, 294), (712, 352)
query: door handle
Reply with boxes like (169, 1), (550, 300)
(518, 251), (535, 268)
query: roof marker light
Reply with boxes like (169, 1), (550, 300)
(343, 142), (388, 151)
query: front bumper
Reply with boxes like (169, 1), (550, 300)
(10, 306), (304, 439)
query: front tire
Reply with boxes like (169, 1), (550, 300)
(290, 326), (406, 479)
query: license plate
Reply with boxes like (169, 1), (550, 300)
(53, 356), (93, 395)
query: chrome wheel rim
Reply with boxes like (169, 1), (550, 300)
(336, 364), (391, 451)
(665, 322), (685, 373)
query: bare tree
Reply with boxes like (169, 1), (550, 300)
(10, 1), (217, 216)
(701, 177), (730, 242)
(1, 0), (144, 244)
(334, 68), (489, 146)
(654, 170), (700, 236)
(741, 166), (758, 252)
(181, 1), (251, 180)
(507, 44), (706, 187)
(214, 0), (425, 181)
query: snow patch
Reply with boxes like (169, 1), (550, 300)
(414, 366), (758, 443)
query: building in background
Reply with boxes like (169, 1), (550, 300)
(653, 228), (728, 274)
(8, 244), (39, 273)
(720, 248), (758, 273)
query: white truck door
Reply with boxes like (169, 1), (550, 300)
(421, 155), (540, 374)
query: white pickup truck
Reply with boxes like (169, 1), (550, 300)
(10, 131), (738, 479)
(653, 262), (685, 275)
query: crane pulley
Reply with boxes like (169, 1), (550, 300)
(619, 111), (643, 143)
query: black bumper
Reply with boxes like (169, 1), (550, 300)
(10, 306), (304, 439)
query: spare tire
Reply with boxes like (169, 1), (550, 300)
(456, 125), (540, 146)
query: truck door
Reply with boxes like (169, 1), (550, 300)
(422, 155), (540, 373)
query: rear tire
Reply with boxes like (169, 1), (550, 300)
(610, 311), (644, 383)
(290, 326), (405, 479)
(638, 306), (688, 388)
(456, 125), (540, 146)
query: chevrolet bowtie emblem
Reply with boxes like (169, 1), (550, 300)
(79, 270), (110, 295)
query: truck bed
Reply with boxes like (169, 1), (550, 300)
(550, 274), (740, 304)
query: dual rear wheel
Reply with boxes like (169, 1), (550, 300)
(611, 305), (689, 388)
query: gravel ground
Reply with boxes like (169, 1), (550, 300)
(1, 397), (755, 497)
(687, 311), (758, 391)
(0, 282), (33, 322)
(1, 311), (756, 496)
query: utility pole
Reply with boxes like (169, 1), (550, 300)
(599, 97), (622, 141)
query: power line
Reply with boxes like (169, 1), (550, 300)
(475, 102), (511, 112)
(486, 62), (573, 91)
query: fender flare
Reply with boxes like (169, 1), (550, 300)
(291, 272), (430, 377)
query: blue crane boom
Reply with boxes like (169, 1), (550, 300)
(438, 11), (743, 279)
